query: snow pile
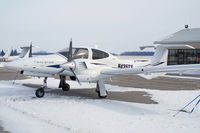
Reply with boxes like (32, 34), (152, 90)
(0, 78), (200, 133)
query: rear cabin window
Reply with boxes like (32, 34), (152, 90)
(92, 49), (109, 60)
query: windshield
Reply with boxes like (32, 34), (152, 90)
(58, 48), (89, 59)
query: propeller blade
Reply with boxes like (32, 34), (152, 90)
(70, 68), (81, 85)
(29, 42), (32, 57)
(68, 39), (73, 62)
(58, 39), (81, 85)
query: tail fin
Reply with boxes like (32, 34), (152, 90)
(22, 43), (33, 58)
(151, 45), (169, 67)
(138, 44), (195, 79)
(3, 48), (12, 58)
(141, 44), (195, 67)
(19, 46), (30, 58)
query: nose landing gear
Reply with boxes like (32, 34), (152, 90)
(35, 88), (45, 98)
(35, 77), (47, 98)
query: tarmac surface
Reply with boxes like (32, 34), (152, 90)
(0, 68), (27, 80)
(1, 67), (200, 133)
(106, 74), (200, 90)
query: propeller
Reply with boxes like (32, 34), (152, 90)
(68, 38), (73, 62)
(57, 39), (81, 85)
(29, 42), (32, 57)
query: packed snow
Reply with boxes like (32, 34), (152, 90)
(0, 78), (200, 133)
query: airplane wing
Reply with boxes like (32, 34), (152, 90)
(101, 64), (200, 76)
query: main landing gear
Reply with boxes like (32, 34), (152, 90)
(35, 77), (47, 98)
(96, 79), (107, 98)
(59, 75), (70, 91)
(35, 77), (107, 99)
(35, 76), (71, 98)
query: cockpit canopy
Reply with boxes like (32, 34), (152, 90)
(58, 48), (89, 59)
(58, 47), (109, 60)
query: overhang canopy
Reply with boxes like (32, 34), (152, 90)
(154, 28), (200, 48)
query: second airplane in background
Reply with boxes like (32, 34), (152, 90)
(0, 45), (32, 63)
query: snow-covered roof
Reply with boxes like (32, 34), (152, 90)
(154, 28), (200, 45)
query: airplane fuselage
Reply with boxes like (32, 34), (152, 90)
(5, 47), (150, 81)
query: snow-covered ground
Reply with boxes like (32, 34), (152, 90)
(0, 78), (200, 133)
(0, 62), (5, 67)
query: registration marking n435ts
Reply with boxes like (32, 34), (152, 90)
(118, 64), (133, 68)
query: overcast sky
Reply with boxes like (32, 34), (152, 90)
(0, 0), (200, 53)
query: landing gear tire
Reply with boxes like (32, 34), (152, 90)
(35, 88), (45, 98)
(62, 83), (70, 91)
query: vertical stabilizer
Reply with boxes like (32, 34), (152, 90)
(140, 44), (195, 67)
(19, 46), (30, 58)
(150, 45), (194, 67)
(150, 45), (168, 66)
(138, 44), (195, 79)
(3, 48), (12, 58)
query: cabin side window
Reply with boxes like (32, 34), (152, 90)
(92, 49), (109, 60)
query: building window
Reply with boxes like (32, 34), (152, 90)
(168, 49), (200, 65)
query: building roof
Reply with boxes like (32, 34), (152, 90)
(154, 28), (200, 46)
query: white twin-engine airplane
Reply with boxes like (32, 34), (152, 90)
(5, 40), (200, 98)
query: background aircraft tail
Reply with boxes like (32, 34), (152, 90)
(19, 46), (30, 58)
(3, 48), (12, 58)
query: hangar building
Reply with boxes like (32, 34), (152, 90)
(154, 27), (200, 65)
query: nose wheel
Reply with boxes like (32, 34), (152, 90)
(35, 88), (45, 98)
(35, 77), (47, 98)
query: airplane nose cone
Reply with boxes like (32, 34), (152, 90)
(60, 61), (75, 70)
